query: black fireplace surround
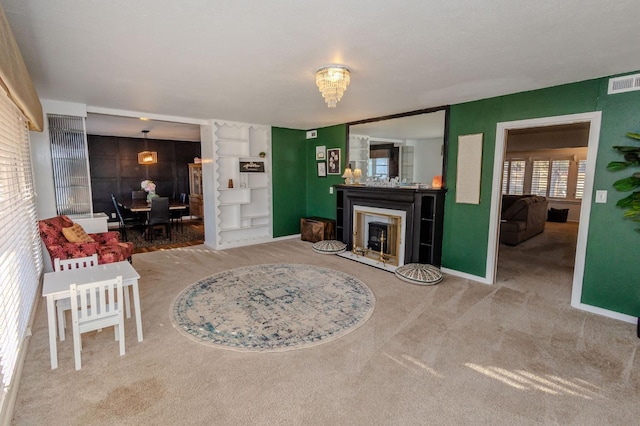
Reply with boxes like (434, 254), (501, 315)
(335, 185), (446, 267)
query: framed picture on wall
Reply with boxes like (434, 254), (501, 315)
(327, 148), (341, 174)
(316, 145), (326, 160)
(317, 161), (327, 177)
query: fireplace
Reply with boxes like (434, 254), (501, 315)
(335, 185), (446, 269)
(339, 205), (406, 271)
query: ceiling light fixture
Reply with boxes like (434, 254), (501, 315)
(137, 130), (158, 164)
(316, 64), (350, 108)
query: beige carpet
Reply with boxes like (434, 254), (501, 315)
(12, 224), (640, 425)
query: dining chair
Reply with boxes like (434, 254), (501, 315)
(146, 197), (171, 241)
(170, 192), (187, 231)
(54, 254), (98, 341)
(70, 276), (125, 370)
(131, 190), (146, 200)
(111, 194), (146, 242)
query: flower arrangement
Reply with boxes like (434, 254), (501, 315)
(141, 179), (156, 193)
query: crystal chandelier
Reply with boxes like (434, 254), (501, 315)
(316, 64), (350, 108)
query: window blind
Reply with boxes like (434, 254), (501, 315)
(0, 89), (42, 413)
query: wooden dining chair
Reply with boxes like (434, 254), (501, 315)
(70, 276), (125, 370)
(54, 254), (98, 341)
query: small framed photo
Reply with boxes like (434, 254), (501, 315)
(327, 148), (341, 175)
(316, 145), (326, 160)
(317, 161), (327, 177)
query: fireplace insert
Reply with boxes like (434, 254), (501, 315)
(368, 221), (389, 253)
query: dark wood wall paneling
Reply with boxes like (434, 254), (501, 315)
(88, 135), (201, 221)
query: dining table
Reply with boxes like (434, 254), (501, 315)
(42, 261), (143, 369)
(119, 199), (188, 213)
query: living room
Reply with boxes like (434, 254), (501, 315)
(2, 1), (640, 424)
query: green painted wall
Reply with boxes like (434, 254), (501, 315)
(305, 124), (347, 219)
(582, 87), (640, 315)
(442, 74), (640, 317)
(271, 127), (306, 237)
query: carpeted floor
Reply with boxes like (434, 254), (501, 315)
(11, 223), (640, 425)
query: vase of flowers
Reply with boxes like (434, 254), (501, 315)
(141, 179), (158, 203)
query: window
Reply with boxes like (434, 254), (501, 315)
(549, 160), (570, 198)
(0, 90), (43, 411)
(575, 160), (587, 199)
(505, 154), (585, 200)
(530, 160), (549, 196)
(48, 114), (92, 216)
(502, 161), (509, 194)
(368, 157), (389, 180)
(505, 160), (525, 195)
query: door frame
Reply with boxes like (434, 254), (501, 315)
(486, 112), (602, 308)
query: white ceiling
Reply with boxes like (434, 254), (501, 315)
(4, 0), (640, 137)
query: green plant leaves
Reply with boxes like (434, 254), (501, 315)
(607, 161), (631, 171)
(611, 131), (640, 231)
(613, 176), (640, 192)
(616, 191), (640, 207)
(626, 132), (640, 140)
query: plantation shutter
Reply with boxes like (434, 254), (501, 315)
(502, 161), (509, 194)
(550, 160), (570, 198)
(531, 160), (550, 196)
(508, 160), (525, 195)
(575, 160), (587, 199)
(0, 89), (43, 411)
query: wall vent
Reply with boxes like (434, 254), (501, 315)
(608, 73), (640, 94)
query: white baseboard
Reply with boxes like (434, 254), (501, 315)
(571, 302), (637, 324)
(271, 233), (301, 242)
(441, 267), (492, 285)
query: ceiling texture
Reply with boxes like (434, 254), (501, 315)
(4, 0), (640, 140)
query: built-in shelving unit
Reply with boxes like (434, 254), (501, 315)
(211, 121), (272, 249)
(348, 134), (370, 177)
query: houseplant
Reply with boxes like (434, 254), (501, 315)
(607, 132), (640, 231)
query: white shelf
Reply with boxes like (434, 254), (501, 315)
(219, 201), (251, 206)
(212, 120), (272, 249)
(241, 213), (270, 219)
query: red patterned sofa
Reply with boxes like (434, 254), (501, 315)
(38, 215), (133, 265)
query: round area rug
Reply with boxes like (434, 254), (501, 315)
(171, 263), (375, 352)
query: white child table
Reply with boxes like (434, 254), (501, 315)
(42, 261), (143, 369)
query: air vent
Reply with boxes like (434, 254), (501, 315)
(608, 73), (640, 94)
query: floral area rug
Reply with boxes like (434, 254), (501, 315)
(171, 263), (376, 352)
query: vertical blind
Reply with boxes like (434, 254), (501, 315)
(48, 114), (92, 216)
(0, 89), (42, 410)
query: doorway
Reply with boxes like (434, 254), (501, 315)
(487, 112), (602, 309)
(496, 123), (590, 301)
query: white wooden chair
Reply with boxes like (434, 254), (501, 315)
(54, 254), (98, 341)
(70, 276), (125, 370)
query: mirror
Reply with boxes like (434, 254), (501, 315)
(346, 107), (448, 187)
